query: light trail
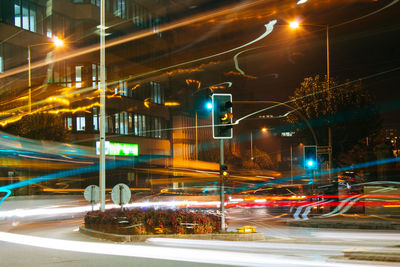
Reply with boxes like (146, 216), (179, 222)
(233, 46), (265, 75)
(0, 0), (269, 80)
(146, 238), (350, 252)
(0, 232), (366, 267)
(332, 0), (399, 29)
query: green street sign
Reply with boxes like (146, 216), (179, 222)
(96, 141), (139, 156)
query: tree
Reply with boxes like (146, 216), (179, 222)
(288, 75), (381, 166)
(2, 113), (69, 142)
(242, 148), (276, 170)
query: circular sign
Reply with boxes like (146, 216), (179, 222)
(111, 183), (131, 205)
(84, 185), (99, 203)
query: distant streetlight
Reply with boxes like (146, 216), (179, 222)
(250, 127), (268, 161)
(28, 37), (64, 113)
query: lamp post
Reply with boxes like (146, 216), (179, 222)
(99, 0), (107, 212)
(27, 37), (64, 113)
(289, 20), (332, 182)
(250, 127), (267, 161)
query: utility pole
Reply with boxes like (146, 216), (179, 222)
(220, 139), (225, 231)
(290, 144), (293, 184)
(99, 0), (106, 212)
(250, 131), (253, 160)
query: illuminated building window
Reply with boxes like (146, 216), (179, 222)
(281, 132), (295, 137)
(128, 113), (133, 133)
(134, 114), (138, 135)
(115, 113), (119, 133)
(65, 117), (72, 130)
(150, 81), (164, 104)
(113, 0), (126, 19)
(93, 107), (99, 131)
(75, 66), (83, 88)
(115, 80), (128, 96)
(76, 116), (85, 131)
(92, 64), (101, 88)
(14, 0), (40, 33)
(14, 2), (21, 27)
(114, 112), (129, 135)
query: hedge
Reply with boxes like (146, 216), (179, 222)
(84, 208), (223, 235)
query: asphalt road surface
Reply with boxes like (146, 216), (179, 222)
(0, 196), (399, 267)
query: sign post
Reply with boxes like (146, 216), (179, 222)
(111, 183), (131, 211)
(84, 185), (100, 211)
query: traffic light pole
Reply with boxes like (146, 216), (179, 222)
(220, 138), (225, 232)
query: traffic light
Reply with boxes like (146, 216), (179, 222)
(212, 93), (233, 139)
(304, 145), (317, 170)
(220, 164), (229, 178)
(193, 88), (212, 114)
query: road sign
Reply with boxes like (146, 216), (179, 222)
(111, 183), (131, 206)
(84, 185), (99, 203)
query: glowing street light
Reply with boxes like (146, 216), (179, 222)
(289, 20), (299, 29)
(28, 37), (64, 113)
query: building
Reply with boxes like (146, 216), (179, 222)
(0, 0), (175, 191)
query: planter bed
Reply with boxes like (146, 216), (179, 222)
(79, 226), (265, 242)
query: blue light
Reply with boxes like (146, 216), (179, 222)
(206, 102), (213, 110)
(306, 160), (315, 167)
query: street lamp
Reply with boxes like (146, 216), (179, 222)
(28, 37), (64, 113)
(289, 20), (333, 182)
(250, 127), (268, 161)
(289, 20), (330, 88)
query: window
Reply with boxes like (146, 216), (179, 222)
(0, 56), (3, 73)
(93, 107), (99, 131)
(92, 64), (100, 88)
(134, 114), (138, 135)
(122, 112), (128, 134)
(29, 8), (36, 32)
(14, 1), (21, 27)
(115, 80), (128, 96)
(113, 0), (126, 19)
(14, 0), (40, 33)
(75, 66), (83, 88)
(150, 81), (163, 104)
(65, 117), (72, 130)
(115, 113), (119, 133)
(76, 116), (85, 131)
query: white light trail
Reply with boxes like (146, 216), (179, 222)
(297, 0), (308, 5)
(0, 232), (365, 267)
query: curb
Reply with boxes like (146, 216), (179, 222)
(79, 227), (265, 242)
(343, 247), (400, 262)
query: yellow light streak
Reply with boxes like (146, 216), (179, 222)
(164, 102), (181, 106)
(225, 70), (257, 79)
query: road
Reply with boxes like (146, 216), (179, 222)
(0, 196), (399, 266)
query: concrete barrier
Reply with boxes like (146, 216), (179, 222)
(79, 226), (265, 242)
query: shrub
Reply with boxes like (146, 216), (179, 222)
(84, 208), (223, 235)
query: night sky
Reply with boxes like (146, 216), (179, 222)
(172, 0), (400, 124)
